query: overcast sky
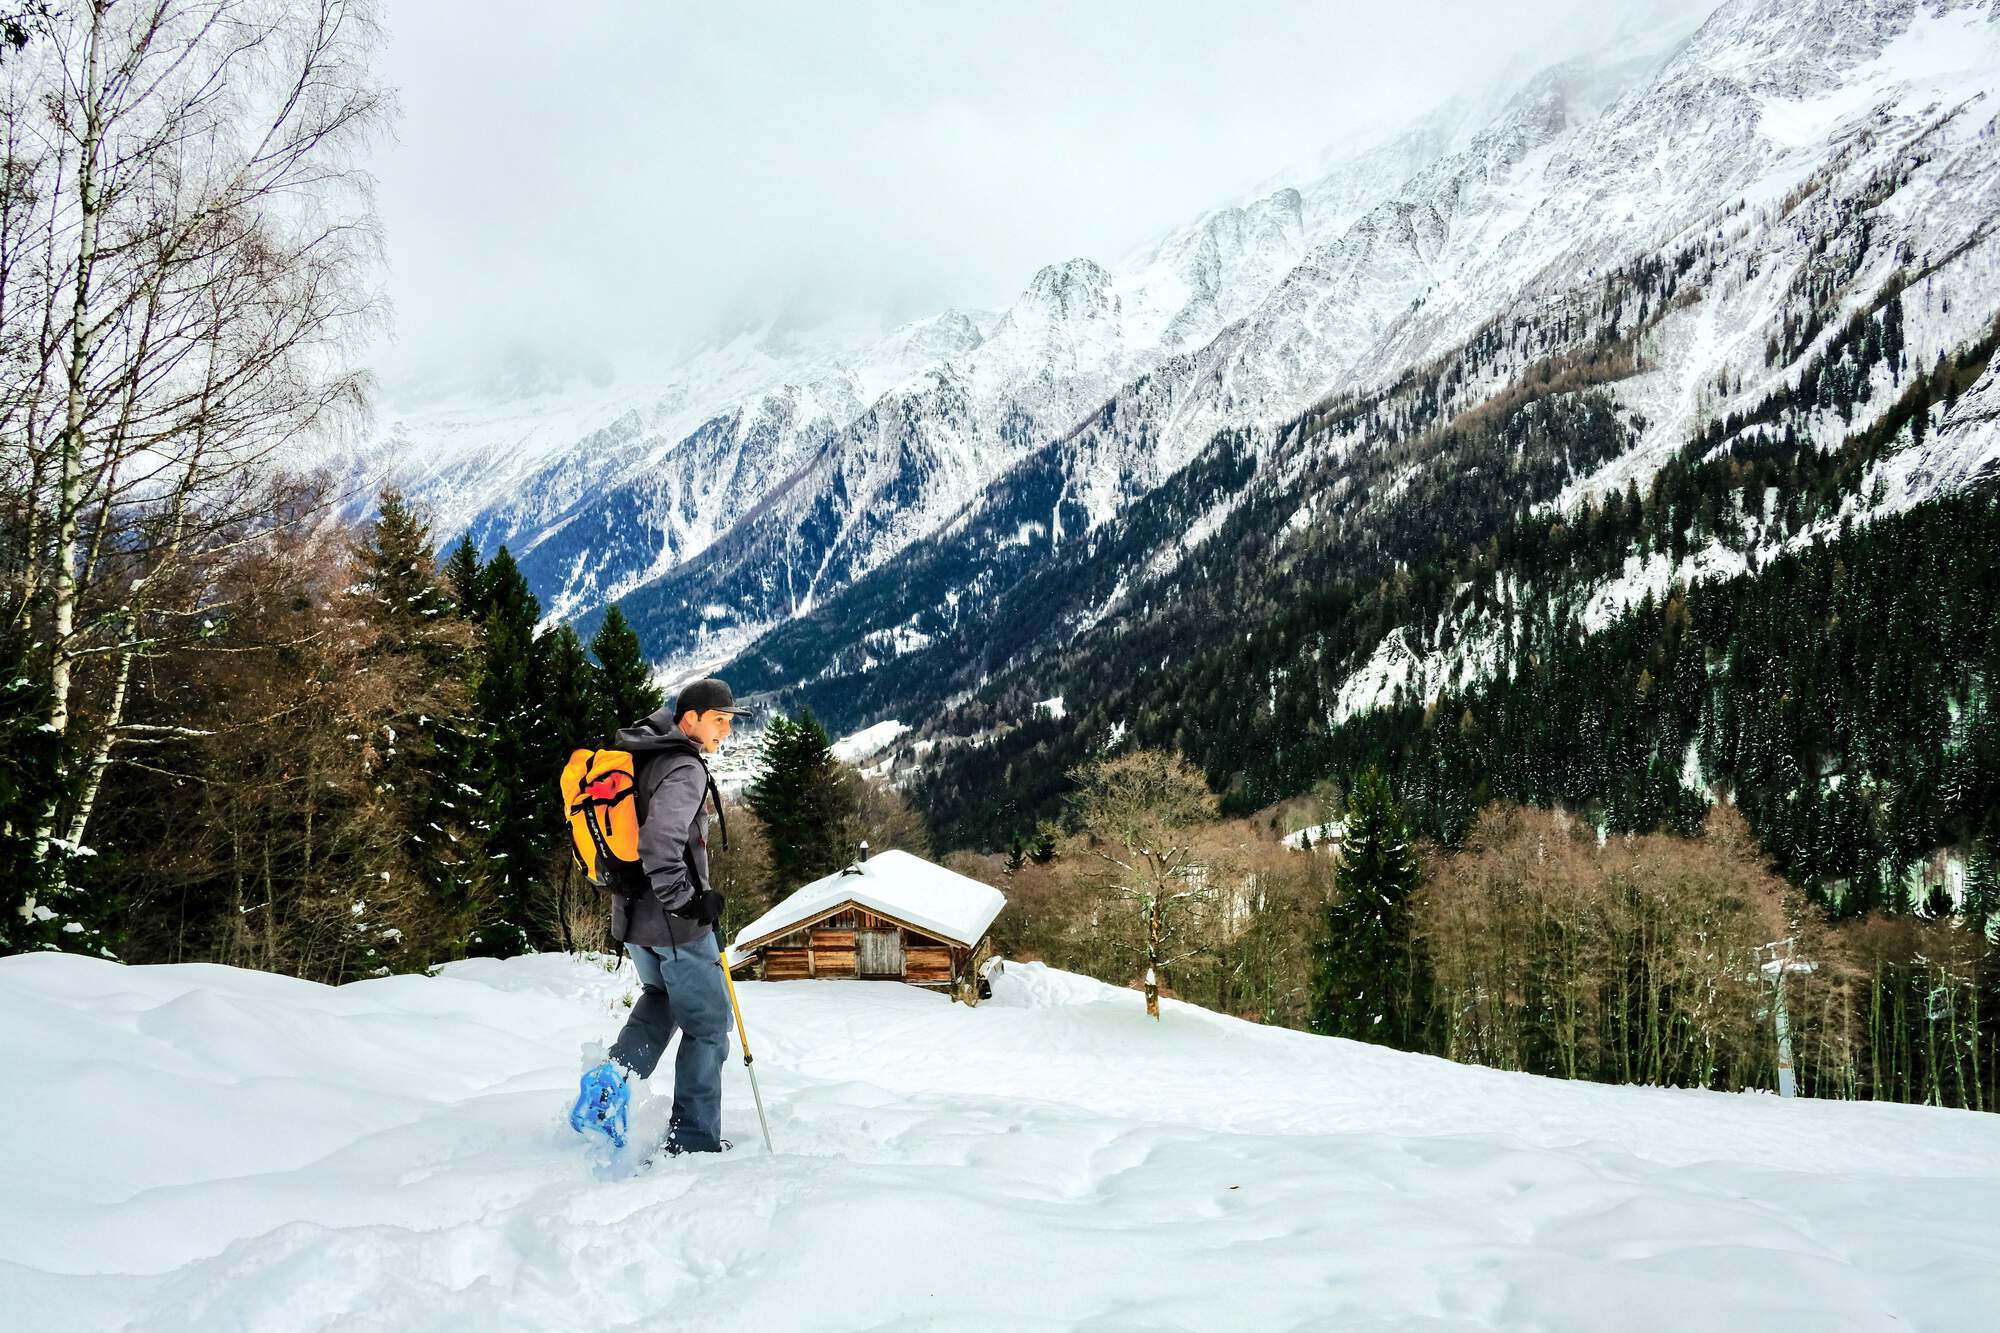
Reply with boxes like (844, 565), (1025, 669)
(368, 0), (1717, 405)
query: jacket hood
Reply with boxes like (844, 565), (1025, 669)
(614, 708), (704, 757)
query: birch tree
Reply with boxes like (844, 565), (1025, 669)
(0, 0), (385, 930)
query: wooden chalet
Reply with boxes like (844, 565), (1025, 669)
(726, 849), (1006, 1004)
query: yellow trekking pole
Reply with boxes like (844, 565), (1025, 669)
(718, 950), (773, 1153)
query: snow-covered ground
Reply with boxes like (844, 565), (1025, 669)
(4, 951), (1997, 1331)
(1280, 819), (1347, 851)
(830, 719), (910, 767)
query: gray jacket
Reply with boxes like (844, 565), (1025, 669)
(608, 710), (722, 948)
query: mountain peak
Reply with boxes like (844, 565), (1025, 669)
(1018, 258), (1115, 321)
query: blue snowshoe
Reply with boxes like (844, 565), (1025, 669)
(569, 1060), (631, 1148)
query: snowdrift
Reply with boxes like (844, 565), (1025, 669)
(2, 951), (1996, 1331)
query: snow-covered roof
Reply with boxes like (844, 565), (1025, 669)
(1282, 819), (1347, 850)
(728, 849), (1006, 962)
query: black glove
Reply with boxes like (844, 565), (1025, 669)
(677, 887), (725, 928)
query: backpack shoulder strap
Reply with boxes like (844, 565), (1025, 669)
(701, 763), (729, 852)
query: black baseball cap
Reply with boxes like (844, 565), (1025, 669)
(674, 677), (754, 720)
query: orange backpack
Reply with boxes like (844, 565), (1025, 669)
(561, 747), (645, 895)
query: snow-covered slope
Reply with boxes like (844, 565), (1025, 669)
(1217, 0), (2000, 730)
(1044, 0), (2000, 518)
(4, 951), (1997, 1330)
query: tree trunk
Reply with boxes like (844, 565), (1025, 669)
(1144, 897), (1162, 1020)
(556, 864), (576, 954)
(63, 636), (133, 848)
(31, 0), (109, 904)
(262, 826), (277, 973)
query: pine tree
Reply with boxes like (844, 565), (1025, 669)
(358, 492), (456, 634)
(538, 623), (608, 951)
(350, 490), (491, 958)
(0, 628), (67, 953)
(469, 547), (558, 955)
(1882, 289), (1906, 381)
(1309, 767), (1425, 1046)
(591, 604), (662, 731)
(443, 534), (484, 616)
(745, 710), (856, 898)
(541, 625), (608, 749)
(1966, 841), (1999, 941)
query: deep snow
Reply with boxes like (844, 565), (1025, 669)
(3, 951), (1997, 1331)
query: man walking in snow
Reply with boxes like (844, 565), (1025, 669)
(571, 678), (752, 1156)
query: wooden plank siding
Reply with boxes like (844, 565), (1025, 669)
(811, 928), (857, 976)
(905, 946), (953, 982)
(763, 948), (811, 980)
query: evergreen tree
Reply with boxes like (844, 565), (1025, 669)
(541, 625), (608, 749)
(538, 623), (608, 951)
(358, 492), (456, 633)
(469, 547), (557, 954)
(1881, 290), (1906, 380)
(350, 491), (491, 955)
(1309, 767), (1425, 1046)
(443, 534), (484, 615)
(0, 629), (67, 953)
(745, 710), (856, 898)
(1966, 842), (1999, 940)
(591, 604), (662, 731)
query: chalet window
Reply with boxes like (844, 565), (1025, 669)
(856, 928), (904, 978)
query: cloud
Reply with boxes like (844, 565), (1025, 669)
(369, 0), (1717, 405)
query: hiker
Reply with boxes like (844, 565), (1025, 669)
(571, 677), (752, 1155)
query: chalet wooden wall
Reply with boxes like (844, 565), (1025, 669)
(744, 902), (983, 996)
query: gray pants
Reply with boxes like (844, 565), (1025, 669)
(609, 931), (731, 1152)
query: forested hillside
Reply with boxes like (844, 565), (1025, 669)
(912, 256), (2000, 903)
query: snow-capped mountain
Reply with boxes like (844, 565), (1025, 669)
(601, 201), (1310, 670)
(1023, 0), (1999, 521)
(356, 0), (2000, 773)
(857, 0), (2000, 857)
(579, 143), (1474, 672)
(351, 103), (1462, 666)
(720, 0), (2000, 755)
(345, 313), (988, 626)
